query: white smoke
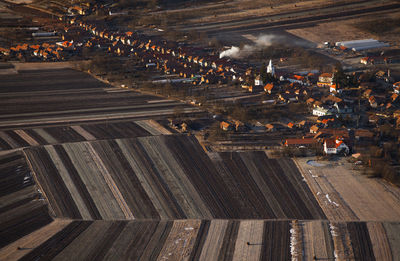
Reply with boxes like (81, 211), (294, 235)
(219, 46), (240, 59)
(255, 34), (278, 47)
(219, 34), (279, 59)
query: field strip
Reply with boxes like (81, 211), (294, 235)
(70, 126), (97, 141)
(135, 120), (172, 135)
(240, 153), (286, 218)
(45, 146), (92, 219)
(11, 61), (71, 71)
(325, 164), (400, 221)
(331, 222), (355, 260)
(0, 220), (71, 261)
(139, 136), (211, 219)
(86, 143), (134, 220)
(367, 222), (393, 261)
(232, 220), (264, 261)
(0, 107), (201, 128)
(116, 140), (171, 219)
(293, 158), (358, 221)
(147, 99), (175, 103)
(383, 223), (400, 258)
(157, 220), (201, 261)
(0, 88), (104, 98)
(303, 221), (335, 260)
(0, 132), (19, 148)
(21, 149), (57, 217)
(33, 128), (57, 144)
(0, 102), (184, 119)
(14, 130), (40, 146)
(62, 143), (125, 219)
(199, 220), (228, 261)
(52, 221), (120, 259)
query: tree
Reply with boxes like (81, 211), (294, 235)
(332, 62), (346, 87)
(260, 62), (267, 84)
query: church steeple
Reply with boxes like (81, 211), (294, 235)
(267, 59), (275, 76)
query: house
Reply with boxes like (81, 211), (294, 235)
(234, 121), (247, 132)
(360, 57), (369, 65)
(369, 96), (378, 108)
(306, 98), (315, 106)
(254, 75), (264, 86)
(330, 84), (342, 94)
(323, 137), (349, 155)
(264, 83), (275, 94)
(333, 102), (352, 114)
(278, 93), (297, 103)
(310, 125), (319, 134)
(313, 106), (333, 116)
(265, 123), (275, 132)
(317, 73), (333, 87)
(282, 75), (309, 86)
(297, 120), (307, 128)
(220, 121), (232, 131)
(363, 89), (373, 98)
(391, 93), (399, 103)
(393, 82), (400, 94)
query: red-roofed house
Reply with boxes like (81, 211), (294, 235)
(394, 82), (400, 94)
(264, 83), (275, 94)
(323, 137), (349, 155)
(318, 73), (333, 87)
(220, 121), (232, 131)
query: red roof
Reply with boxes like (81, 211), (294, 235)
(285, 138), (316, 146)
(324, 138), (336, 148)
(264, 83), (274, 91)
(320, 73), (333, 78)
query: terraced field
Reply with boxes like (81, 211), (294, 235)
(23, 135), (325, 220)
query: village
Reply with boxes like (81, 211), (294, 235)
(3, 0), (400, 260)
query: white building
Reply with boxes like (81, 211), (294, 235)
(267, 59), (275, 76)
(254, 75), (263, 86)
(313, 106), (333, 117)
(324, 138), (349, 155)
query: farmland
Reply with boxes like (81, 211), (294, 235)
(0, 151), (52, 249)
(295, 157), (400, 221)
(1, 64), (400, 260)
(0, 120), (173, 150)
(23, 135), (325, 220)
(1, 219), (400, 260)
(0, 67), (202, 130)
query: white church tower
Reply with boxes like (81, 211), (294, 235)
(267, 59), (275, 76)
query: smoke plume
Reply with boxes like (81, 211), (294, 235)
(219, 34), (279, 59)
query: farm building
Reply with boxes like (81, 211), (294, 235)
(335, 39), (389, 52)
(284, 138), (318, 147)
